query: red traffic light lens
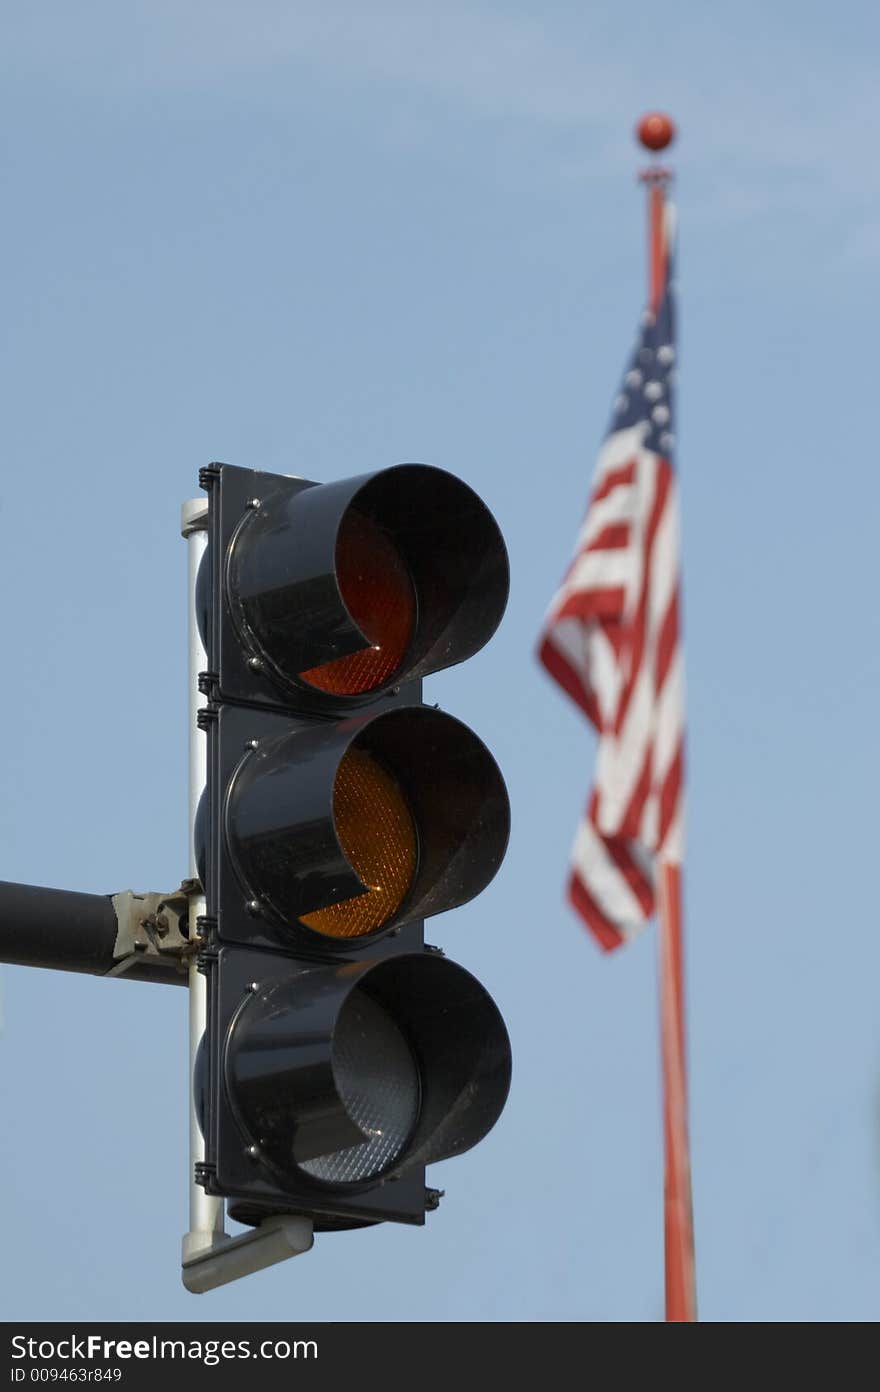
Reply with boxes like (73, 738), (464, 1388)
(300, 746), (417, 938)
(300, 510), (416, 695)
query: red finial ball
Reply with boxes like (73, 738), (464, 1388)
(636, 112), (676, 152)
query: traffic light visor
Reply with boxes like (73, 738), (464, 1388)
(220, 707), (509, 945)
(226, 464), (509, 701)
(223, 953), (510, 1190)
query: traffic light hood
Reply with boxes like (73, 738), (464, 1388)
(223, 951), (512, 1190)
(200, 463), (509, 708)
(199, 704), (510, 948)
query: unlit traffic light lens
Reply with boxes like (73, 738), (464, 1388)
(300, 510), (416, 695)
(300, 989), (421, 1183)
(300, 745), (417, 938)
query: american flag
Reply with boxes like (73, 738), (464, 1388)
(538, 215), (684, 951)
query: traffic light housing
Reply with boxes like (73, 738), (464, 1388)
(195, 462), (511, 1231)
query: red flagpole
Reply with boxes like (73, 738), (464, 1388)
(658, 861), (696, 1320)
(636, 112), (697, 1323)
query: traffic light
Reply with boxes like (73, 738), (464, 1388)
(194, 462), (512, 1231)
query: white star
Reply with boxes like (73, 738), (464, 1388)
(657, 344), (675, 365)
(660, 432), (675, 451)
(625, 369), (643, 388)
(644, 381), (664, 402)
(614, 393), (628, 413)
(651, 404), (670, 425)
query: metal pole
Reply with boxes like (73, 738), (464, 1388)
(180, 498), (226, 1262)
(636, 111), (697, 1323)
(658, 860), (696, 1321)
(645, 175), (696, 1325)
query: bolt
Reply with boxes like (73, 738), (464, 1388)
(247, 497), (261, 509)
(246, 900), (261, 916)
(245, 1145), (260, 1161)
(245, 738), (260, 750)
(247, 656), (263, 671)
(246, 981), (260, 993)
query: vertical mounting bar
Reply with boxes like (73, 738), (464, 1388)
(181, 498), (226, 1262)
(178, 485), (313, 1290)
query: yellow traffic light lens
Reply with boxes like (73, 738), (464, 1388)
(300, 747), (417, 938)
(300, 510), (416, 695)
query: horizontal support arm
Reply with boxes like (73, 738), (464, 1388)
(0, 879), (189, 986)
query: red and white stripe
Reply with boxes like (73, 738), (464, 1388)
(538, 401), (684, 950)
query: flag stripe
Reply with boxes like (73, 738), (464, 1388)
(568, 869), (626, 952)
(586, 522), (630, 552)
(658, 739), (684, 849)
(613, 458), (671, 738)
(580, 482), (638, 546)
(598, 830), (655, 916)
(655, 585), (680, 694)
(537, 636), (602, 727)
(555, 587), (626, 626)
(572, 813), (652, 928)
(591, 459), (637, 504)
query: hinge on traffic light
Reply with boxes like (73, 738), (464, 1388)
(195, 922), (219, 974)
(108, 887), (194, 981)
(196, 953), (218, 977)
(198, 671), (219, 699)
(197, 703), (219, 731)
(199, 464), (222, 491)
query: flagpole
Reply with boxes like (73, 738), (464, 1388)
(636, 112), (697, 1323)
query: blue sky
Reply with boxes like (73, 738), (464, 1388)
(1, 0), (878, 1322)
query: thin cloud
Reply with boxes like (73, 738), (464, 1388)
(4, 1), (878, 240)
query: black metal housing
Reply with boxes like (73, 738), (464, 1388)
(195, 460), (513, 1231)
